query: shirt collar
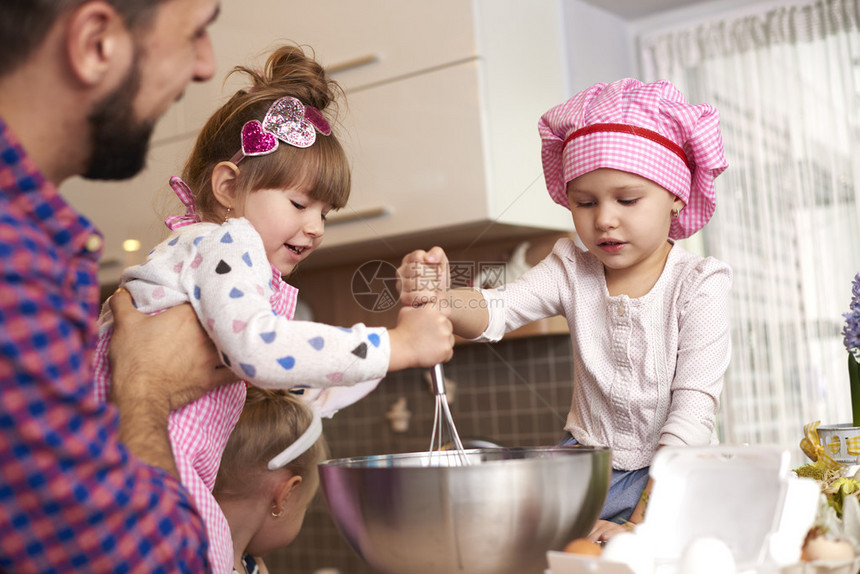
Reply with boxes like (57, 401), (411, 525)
(0, 116), (103, 261)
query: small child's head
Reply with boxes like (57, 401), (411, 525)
(539, 78), (728, 240)
(174, 44), (349, 274)
(213, 387), (328, 556)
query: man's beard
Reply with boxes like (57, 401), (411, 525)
(83, 54), (156, 180)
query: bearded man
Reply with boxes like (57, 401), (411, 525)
(0, 1), (239, 571)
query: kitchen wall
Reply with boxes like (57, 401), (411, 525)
(265, 332), (576, 574)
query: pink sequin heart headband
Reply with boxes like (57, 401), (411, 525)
(230, 96), (332, 164)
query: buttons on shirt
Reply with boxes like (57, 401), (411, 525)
(616, 305), (625, 317)
(84, 234), (103, 253)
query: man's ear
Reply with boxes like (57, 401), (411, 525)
(211, 161), (242, 210)
(65, 1), (133, 87)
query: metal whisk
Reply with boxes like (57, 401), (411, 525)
(428, 363), (470, 466)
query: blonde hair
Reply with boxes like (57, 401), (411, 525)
(213, 387), (329, 500)
(180, 44), (350, 223)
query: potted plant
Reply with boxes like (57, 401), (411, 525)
(798, 274), (860, 476)
(793, 274), (860, 569)
(809, 273), (860, 467)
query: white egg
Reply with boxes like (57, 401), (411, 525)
(677, 537), (736, 574)
(601, 532), (655, 574)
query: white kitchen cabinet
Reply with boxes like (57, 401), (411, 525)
(216, 0), (479, 92)
(334, 61), (489, 245)
(324, 55), (566, 251)
(305, 0), (575, 264)
(153, 0), (479, 145)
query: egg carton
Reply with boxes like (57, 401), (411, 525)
(781, 557), (860, 574)
(547, 445), (823, 574)
(545, 552), (860, 574)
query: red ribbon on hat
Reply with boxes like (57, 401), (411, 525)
(564, 123), (691, 172)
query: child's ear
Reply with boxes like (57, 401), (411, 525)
(672, 195), (686, 215)
(211, 161), (241, 210)
(278, 474), (302, 502)
(274, 475), (303, 507)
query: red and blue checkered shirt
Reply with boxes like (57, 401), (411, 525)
(0, 117), (211, 573)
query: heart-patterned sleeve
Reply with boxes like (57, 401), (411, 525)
(124, 218), (389, 388)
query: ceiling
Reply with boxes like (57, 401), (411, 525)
(580, 0), (717, 20)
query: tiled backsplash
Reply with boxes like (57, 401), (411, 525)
(265, 333), (575, 574)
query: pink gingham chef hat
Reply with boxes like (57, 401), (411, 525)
(539, 78), (728, 239)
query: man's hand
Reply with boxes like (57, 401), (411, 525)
(108, 289), (236, 409)
(107, 289), (237, 476)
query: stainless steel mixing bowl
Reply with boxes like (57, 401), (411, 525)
(318, 446), (611, 574)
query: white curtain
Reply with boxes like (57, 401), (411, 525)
(639, 0), (860, 463)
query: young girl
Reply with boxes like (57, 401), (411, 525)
(213, 386), (326, 574)
(92, 45), (453, 573)
(398, 78), (732, 542)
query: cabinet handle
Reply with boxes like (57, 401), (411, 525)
(326, 205), (391, 226)
(326, 54), (379, 75)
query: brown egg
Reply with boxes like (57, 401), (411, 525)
(801, 536), (855, 562)
(563, 538), (603, 556)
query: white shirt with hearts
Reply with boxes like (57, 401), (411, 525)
(97, 217), (389, 390)
(90, 217), (387, 574)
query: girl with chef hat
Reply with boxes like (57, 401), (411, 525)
(398, 78), (732, 543)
